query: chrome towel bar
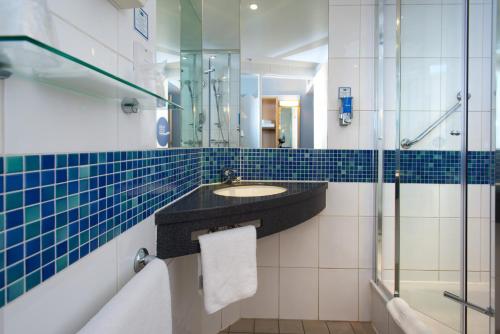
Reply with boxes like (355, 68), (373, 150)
(134, 248), (157, 273)
(190, 220), (262, 241)
(443, 291), (495, 317)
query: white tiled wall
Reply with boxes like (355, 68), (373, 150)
(241, 182), (375, 321)
(381, 1), (493, 151)
(2, 0), (160, 155)
(328, 1), (376, 150)
(381, 183), (492, 282)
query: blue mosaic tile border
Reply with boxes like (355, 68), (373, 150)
(202, 148), (377, 183)
(0, 149), (201, 306)
(383, 150), (493, 184)
(203, 148), (492, 185)
(240, 149), (376, 182)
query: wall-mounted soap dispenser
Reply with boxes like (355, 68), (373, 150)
(338, 87), (353, 126)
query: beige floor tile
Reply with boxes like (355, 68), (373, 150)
(255, 319), (279, 333)
(230, 318), (255, 333)
(303, 320), (329, 334)
(326, 322), (355, 334)
(279, 319), (304, 333)
(351, 322), (375, 334)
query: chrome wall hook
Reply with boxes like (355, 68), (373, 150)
(121, 97), (139, 114)
(133, 248), (156, 273)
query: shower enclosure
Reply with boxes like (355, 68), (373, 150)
(202, 51), (240, 147)
(374, 0), (495, 333)
(180, 52), (203, 147)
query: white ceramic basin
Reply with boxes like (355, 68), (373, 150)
(213, 185), (287, 197)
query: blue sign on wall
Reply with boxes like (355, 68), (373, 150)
(157, 117), (170, 147)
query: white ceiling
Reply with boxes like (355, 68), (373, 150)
(157, 0), (329, 72)
(203, 0), (328, 66)
(240, 0), (328, 65)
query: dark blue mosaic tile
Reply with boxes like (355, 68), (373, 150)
(41, 171), (54, 186)
(41, 262), (55, 282)
(6, 174), (23, 192)
(25, 254), (40, 274)
(383, 150), (493, 184)
(25, 172), (40, 189)
(24, 189), (40, 206)
(6, 227), (23, 247)
(25, 238), (40, 257)
(41, 155), (55, 170)
(203, 148), (377, 183)
(6, 244), (23, 266)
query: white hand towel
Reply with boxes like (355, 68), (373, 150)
(78, 259), (172, 334)
(198, 225), (257, 314)
(387, 298), (432, 334)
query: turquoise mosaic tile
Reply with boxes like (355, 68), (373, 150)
(6, 157), (23, 174)
(0, 148), (201, 307)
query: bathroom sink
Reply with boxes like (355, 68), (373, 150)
(213, 185), (287, 197)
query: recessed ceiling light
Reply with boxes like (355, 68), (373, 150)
(249, 3), (258, 10)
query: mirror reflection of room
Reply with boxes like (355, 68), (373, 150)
(240, 0), (328, 149)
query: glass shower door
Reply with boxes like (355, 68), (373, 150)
(395, 1), (495, 333)
(375, 0), (496, 332)
(397, 0), (464, 331)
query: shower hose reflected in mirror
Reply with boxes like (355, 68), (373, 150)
(212, 78), (227, 146)
(183, 80), (203, 145)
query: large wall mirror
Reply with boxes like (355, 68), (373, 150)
(239, 0), (328, 149)
(166, 0), (328, 148)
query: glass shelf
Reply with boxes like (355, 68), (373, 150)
(0, 35), (182, 110)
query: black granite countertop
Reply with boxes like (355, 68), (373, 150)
(155, 181), (328, 258)
(156, 181), (328, 225)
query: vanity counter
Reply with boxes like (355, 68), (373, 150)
(155, 181), (327, 258)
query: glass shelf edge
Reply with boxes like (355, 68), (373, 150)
(0, 35), (183, 111)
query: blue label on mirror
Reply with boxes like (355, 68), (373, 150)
(156, 117), (170, 147)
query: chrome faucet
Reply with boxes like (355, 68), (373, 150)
(221, 167), (238, 185)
